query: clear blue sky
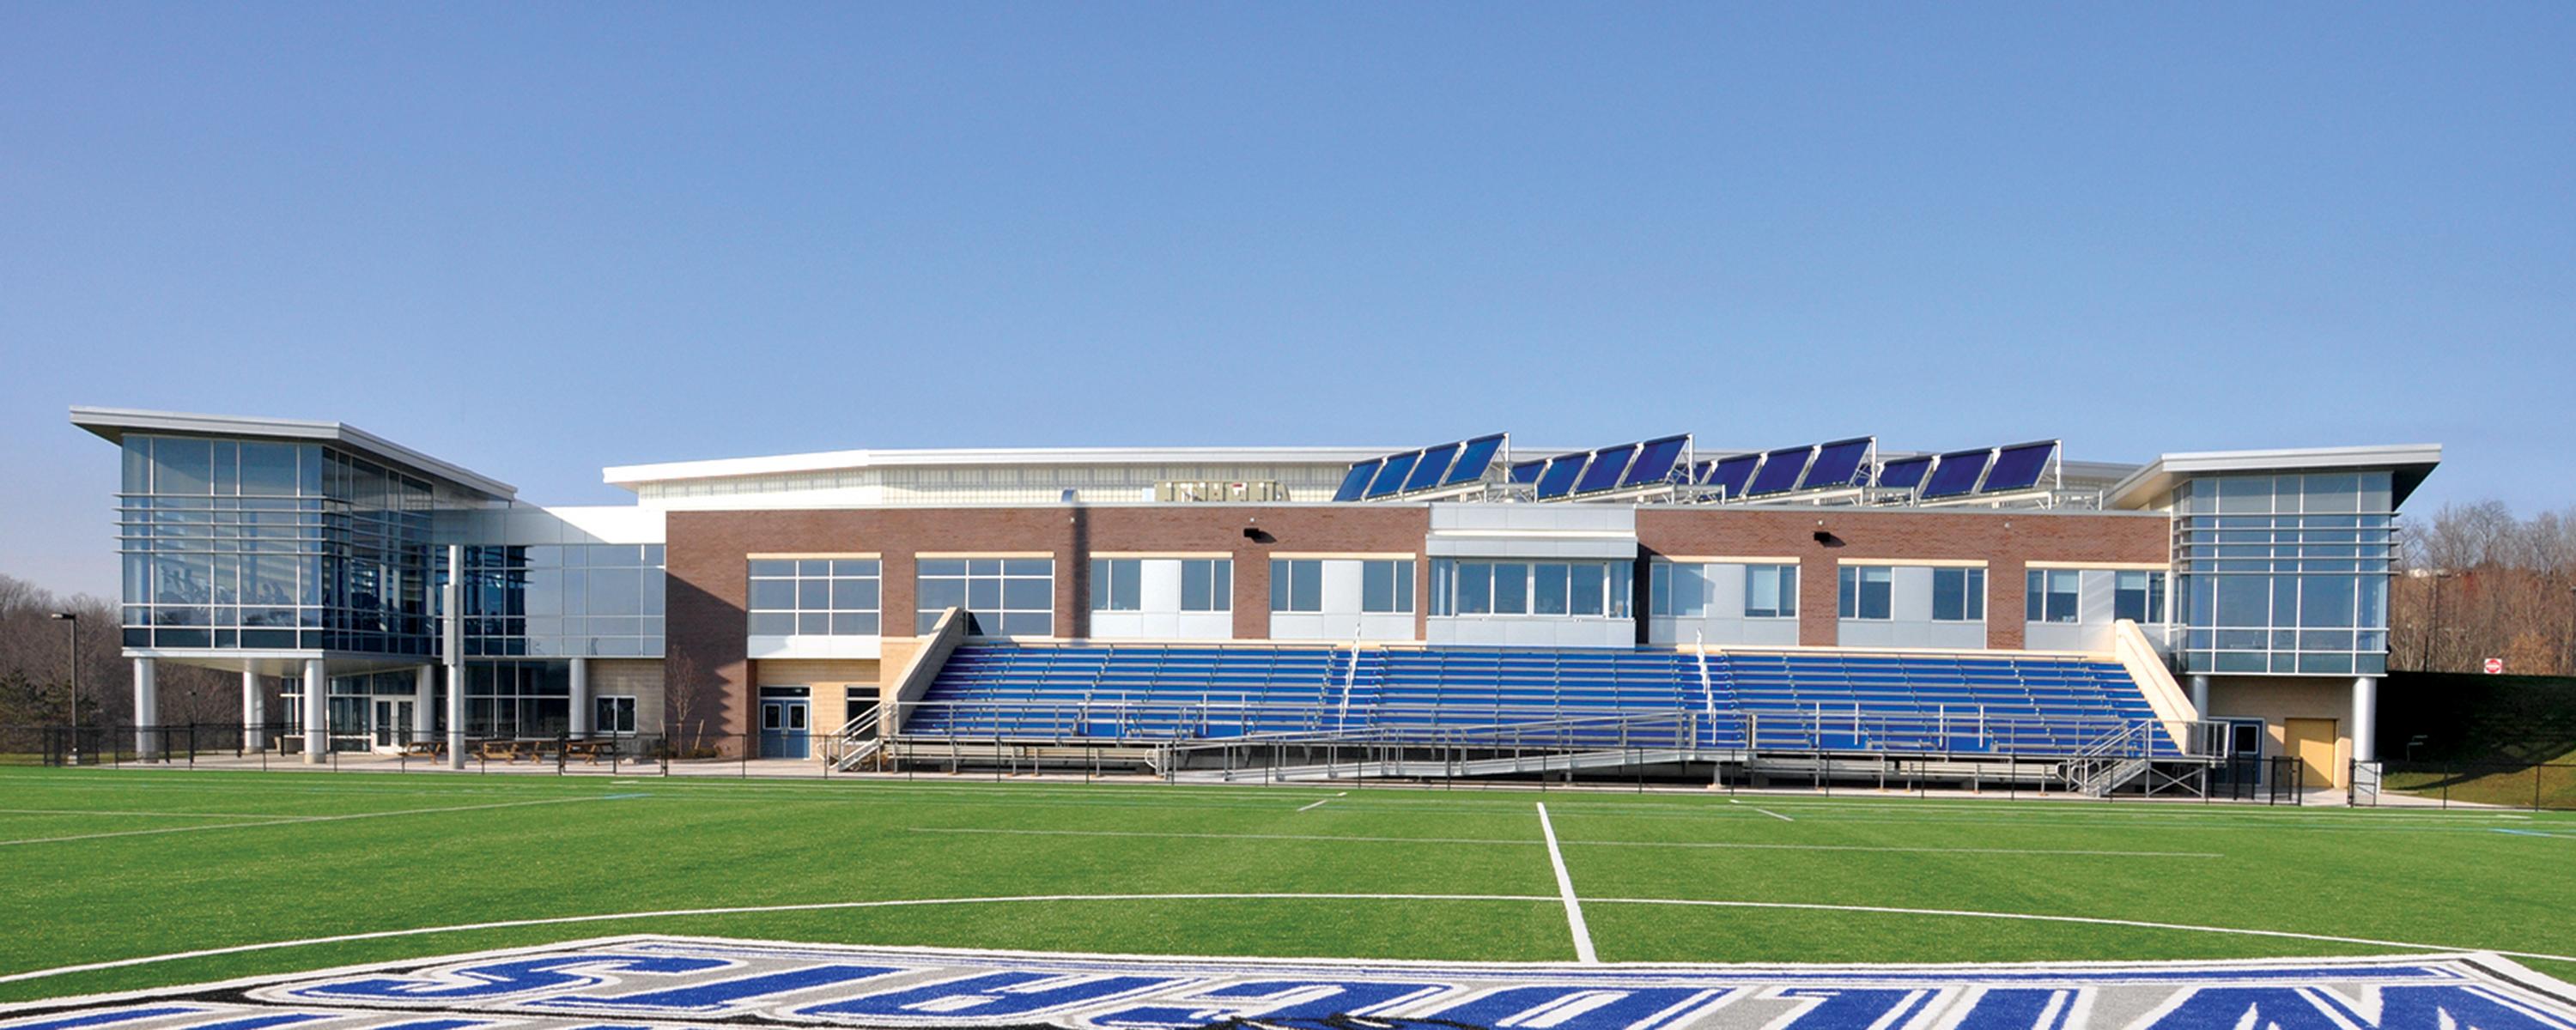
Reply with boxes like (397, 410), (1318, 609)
(5, 3), (2571, 598)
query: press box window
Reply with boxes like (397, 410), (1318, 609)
(593, 695), (637, 736)
(1180, 559), (1231, 612)
(1090, 559), (1142, 612)
(1745, 565), (1798, 619)
(1270, 559), (1322, 613)
(2026, 569), (2081, 623)
(1931, 567), (1985, 621)
(747, 559), (881, 637)
(1361, 559), (1413, 614)
(1838, 566), (1892, 621)
(2115, 571), (2167, 623)
(917, 558), (1054, 636)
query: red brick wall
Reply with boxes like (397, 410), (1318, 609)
(1635, 508), (2171, 648)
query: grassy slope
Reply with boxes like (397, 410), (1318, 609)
(1, 768), (2571, 1005)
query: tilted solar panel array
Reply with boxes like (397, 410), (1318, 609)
(1334, 434), (1507, 501)
(1687, 437), (1875, 500)
(906, 641), (2171, 759)
(1876, 439), (2059, 500)
(1509, 434), (1693, 500)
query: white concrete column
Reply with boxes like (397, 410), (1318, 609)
(412, 665), (435, 742)
(2188, 674), (2210, 716)
(568, 657), (592, 737)
(446, 544), (467, 770)
(241, 669), (264, 752)
(301, 658), (327, 764)
(132, 658), (159, 760)
(2352, 675), (2379, 764)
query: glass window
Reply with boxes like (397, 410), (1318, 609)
(1533, 563), (1570, 615)
(916, 558), (1051, 635)
(1270, 559), (1322, 613)
(1492, 563), (1529, 615)
(1179, 558), (1230, 612)
(1455, 561), (1492, 615)
(750, 557), (882, 637)
(1655, 562), (1708, 618)
(1838, 566), (1892, 620)
(1361, 559), (1413, 614)
(1570, 563), (1604, 616)
(1745, 565), (1796, 619)
(1091, 559), (1142, 612)
(1932, 567), (1984, 621)
(2115, 571), (2167, 623)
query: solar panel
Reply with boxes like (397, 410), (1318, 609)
(1366, 451), (1420, 498)
(1746, 445), (1813, 496)
(1978, 440), (2056, 493)
(1535, 455), (1588, 499)
(1877, 456), (1933, 491)
(1619, 435), (1689, 488)
(1334, 459), (1382, 502)
(1920, 448), (1993, 499)
(1797, 438), (1872, 490)
(1509, 460), (1546, 485)
(1574, 444), (1637, 494)
(1708, 454), (1759, 498)
(1444, 434), (1505, 486)
(1402, 442), (1460, 493)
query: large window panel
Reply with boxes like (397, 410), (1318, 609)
(916, 558), (1050, 636)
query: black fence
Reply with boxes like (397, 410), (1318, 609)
(2353, 759), (2576, 810)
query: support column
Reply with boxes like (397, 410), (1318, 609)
(301, 659), (328, 763)
(568, 657), (592, 737)
(446, 544), (467, 770)
(241, 669), (265, 752)
(132, 658), (159, 760)
(2188, 674), (2210, 716)
(412, 665), (435, 743)
(2352, 675), (2379, 764)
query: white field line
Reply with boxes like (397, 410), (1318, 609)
(0, 808), (303, 820)
(6, 890), (2576, 991)
(1753, 807), (1795, 822)
(0, 796), (614, 848)
(902, 826), (2221, 858)
(1297, 797), (1334, 813)
(1534, 803), (1598, 964)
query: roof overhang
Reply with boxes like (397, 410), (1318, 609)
(2104, 444), (2441, 511)
(604, 445), (1400, 490)
(70, 406), (517, 500)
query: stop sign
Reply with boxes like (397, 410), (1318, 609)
(2484, 657), (2505, 675)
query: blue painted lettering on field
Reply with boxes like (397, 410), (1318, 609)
(1089, 978), (1444, 1029)
(288, 955), (732, 1002)
(800, 972), (1185, 1023)
(3, 1009), (205, 1030)
(532, 963), (901, 1014)
(2309, 986), (2576, 1030)
(1947, 990), (2080, 1030)
(1767, 988), (1940, 1030)
(1425, 985), (1735, 1030)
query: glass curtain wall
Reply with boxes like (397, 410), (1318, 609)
(2174, 472), (2397, 675)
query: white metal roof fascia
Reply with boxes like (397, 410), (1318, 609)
(602, 445), (1405, 489)
(69, 406), (518, 500)
(2103, 444), (2443, 511)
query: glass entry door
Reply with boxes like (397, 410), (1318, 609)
(373, 700), (415, 748)
(760, 700), (810, 759)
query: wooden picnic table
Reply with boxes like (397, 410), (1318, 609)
(562, 738), (617, 764)
(398, 740), (446, 758)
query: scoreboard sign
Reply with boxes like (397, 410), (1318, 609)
(6, 936), (2576, 1030)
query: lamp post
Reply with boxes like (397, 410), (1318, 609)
(47, 613), (77, 766)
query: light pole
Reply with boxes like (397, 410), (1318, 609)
(47, 613), (77, 766)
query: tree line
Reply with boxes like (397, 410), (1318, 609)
(0, 573), (249, 729)
(2391, 501), (2576, 676)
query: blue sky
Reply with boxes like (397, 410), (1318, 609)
(4, 3), (2570, 598)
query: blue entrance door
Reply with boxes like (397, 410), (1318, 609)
(761, 700), (810, 759)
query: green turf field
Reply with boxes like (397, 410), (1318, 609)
(2, 766), (2573, 1006)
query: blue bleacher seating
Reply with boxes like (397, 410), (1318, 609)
(907, 640), (2170, 759)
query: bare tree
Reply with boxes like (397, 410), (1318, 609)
(2394, 501), (2576, 676)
